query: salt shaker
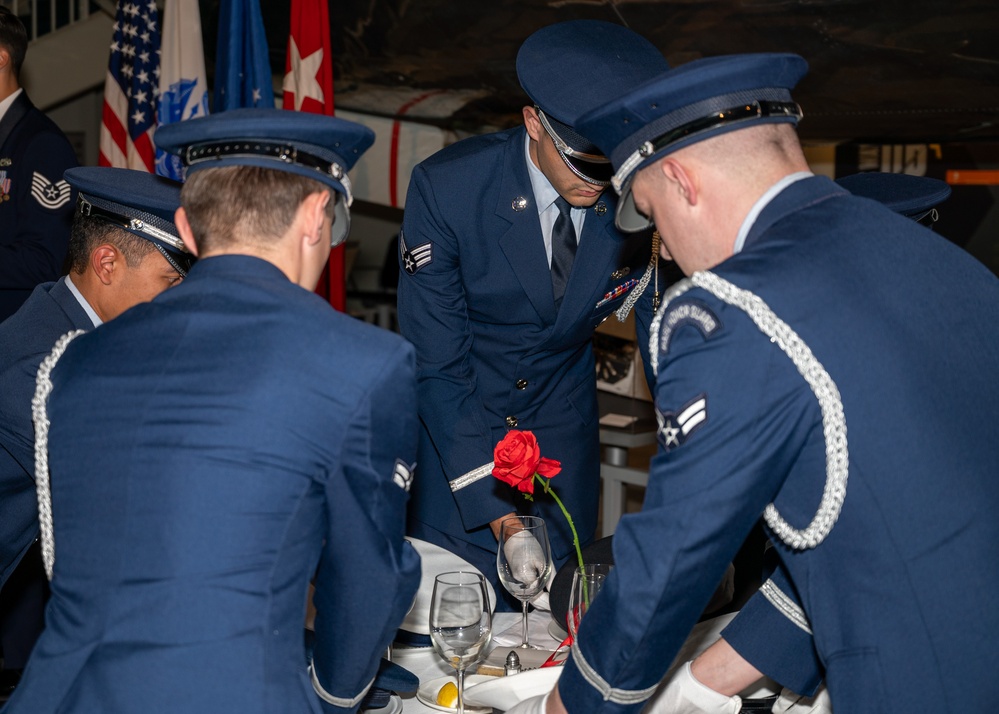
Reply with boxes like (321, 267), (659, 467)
(504, 650), (522, 676)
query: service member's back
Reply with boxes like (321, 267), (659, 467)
(7, 109), (421, 714)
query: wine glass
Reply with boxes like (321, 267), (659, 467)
(496, 515), (552, 649)
(566, 563), (612, 640)
(429, 571), (493, 714)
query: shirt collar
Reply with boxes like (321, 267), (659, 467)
(524, 131), (561, 215)
(733, 171), (814, 254)
(0, 88), (24, 123)
(65, 274), (103, 327)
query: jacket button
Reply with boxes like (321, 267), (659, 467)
(505, 416), (519, 428)
(516, 379), (528, 390)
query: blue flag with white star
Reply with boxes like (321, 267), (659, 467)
(156, 0), (209, 179)
(214, 0), (275, 111)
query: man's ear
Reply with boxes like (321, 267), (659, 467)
(661, 157), (698, 207)
(0, 47), (10, 75)
(522, 105), (543, 143)
(90, 244), (120, 286)
(174, 207), (198, 256)
(301, 190), (330, 248)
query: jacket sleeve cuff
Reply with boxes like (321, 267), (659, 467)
(449, 461), (494, 493)
(721, 578), (823, 696)
(557, 642), (659, 713)
(310, 662), (374, 710)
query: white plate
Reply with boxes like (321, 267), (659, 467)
(463, 667), (562, 710)
(362, 693), (403, 714)
(416, 674), (494, 714)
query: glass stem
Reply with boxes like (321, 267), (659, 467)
(520, 600), (530, 647)
(456, 667), (465, 714)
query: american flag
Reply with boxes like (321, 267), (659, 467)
(99, 0), (162, 171)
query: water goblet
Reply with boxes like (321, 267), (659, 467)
(566, 563), (612, 640)
(429, 571), (493, 714)
(496, 515), (552, 649)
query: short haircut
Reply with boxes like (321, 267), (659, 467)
(180, 165), (334, 254)
(66, 212), (156, 274)
(0, 7), (28, 78)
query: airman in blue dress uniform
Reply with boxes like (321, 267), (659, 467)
(4, 109), (421, 714)
(398, 21), (670, 597)
(510, 53), (999, 714)
(0, 7), (79, 322)
(0, 167), (189, 699)
(669, 173), (957, 714)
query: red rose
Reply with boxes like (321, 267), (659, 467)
(492, 430), (561, 494)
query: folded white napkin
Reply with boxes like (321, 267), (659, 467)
(464, 667), (562, 710)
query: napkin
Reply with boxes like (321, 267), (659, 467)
(463, 667), (562, 710)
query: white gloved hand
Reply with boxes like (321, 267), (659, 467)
(504, 690), (550, 714)
(771, 685), (833, 714)
(503, 530), (548, 591)
(644, 662), (742, 714)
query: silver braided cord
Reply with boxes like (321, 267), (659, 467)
(614, 231), (661, 322)
(648, 270), (848, 550)
(32, 329), (85, 581)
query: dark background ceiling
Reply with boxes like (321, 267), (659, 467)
(199, 0), (999, 142)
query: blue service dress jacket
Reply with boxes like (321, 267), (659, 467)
(557, 176), (999, 713)
(397, 126), (656, 568)
(0, 277), (93, 585)
(0, 91), (78, 322)
(721, 559), (823, 696)
(4, 256), (421, 714)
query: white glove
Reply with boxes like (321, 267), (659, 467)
(771, 685), (833, 714)
(504, 690), (550, 714)
(644, 662), (742, 714)
(503, 530), (548, 591)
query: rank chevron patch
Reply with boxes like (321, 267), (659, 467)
(655, 393), (708, 451)
(399, 229), (433, 275)
(393, 459), (414, 492)
(31, 172), (72, 210)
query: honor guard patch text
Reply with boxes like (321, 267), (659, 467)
(658, 298), (721, 358)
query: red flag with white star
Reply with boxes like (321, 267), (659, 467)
(283, 0), (346, 311)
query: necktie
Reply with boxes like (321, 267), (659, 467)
(551, 196), (577, 308)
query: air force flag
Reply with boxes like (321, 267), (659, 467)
(156, 0), (209, 180)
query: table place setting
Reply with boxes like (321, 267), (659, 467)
(387, 509), (612, 714)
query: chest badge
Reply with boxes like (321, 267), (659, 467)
(594, 202), (607, 216)
(0, 171), (11, 202)
(610, 267), (630, 280)
(512, 196), (528, 212)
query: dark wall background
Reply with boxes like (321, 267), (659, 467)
(197, 0), (999, 272)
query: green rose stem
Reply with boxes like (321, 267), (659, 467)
(532, 473), (589, 609)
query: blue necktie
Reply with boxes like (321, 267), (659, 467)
(551, 197), (577, 308)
